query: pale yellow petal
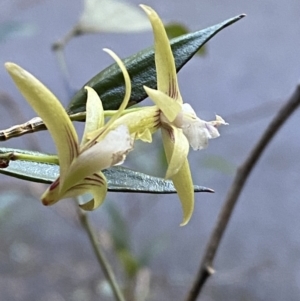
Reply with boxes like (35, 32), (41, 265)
(41, 178), (61, 206)
(144, 86), (181, 122)
(162, 126), (189, 179)
(5, 63), (79, 180)
(81, 86), (104, 145)
(79, 172), (108, 211)
(42, 172), (107, 210)
(62, 125), (133, 193)
(170, 159), (194, 226)
(136, 128), (153, 142)
(113, 106), (158, 131)
(102, 48), (131, 131)
(140, 5), (182, 103)
(89, 106), (159, 143)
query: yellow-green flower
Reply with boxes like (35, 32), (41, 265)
(140, 5), (227, 225)
(5, 49), (133, 210)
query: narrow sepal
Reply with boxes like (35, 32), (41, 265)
(143, 86), (181, 122)
(81, 86), (104, 145)
(170, 159), (194, 226)
(5, 63), (79, 181)
(162, 126), (189, 179)
(140, 5), (182, 102)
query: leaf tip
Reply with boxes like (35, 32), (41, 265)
(194, 186), (215, 193)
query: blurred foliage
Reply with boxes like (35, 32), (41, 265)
(0, 21), (36, 43)
(53, 0), (151, 51)
(77, 0), (151, 34)
(107, 203), (142, 279)
(106, 202), (167, 280)
(202, 154), (236, 175)
(0, 190), (33, 223)
(0, 192), (16, 220)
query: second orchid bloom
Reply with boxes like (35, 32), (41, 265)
(140, 5), (227, 225)
(86, 5), (228, 225)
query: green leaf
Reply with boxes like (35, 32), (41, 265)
(106, 202), (131, 251)
(67, 14), (245, 115)
(202, 154), (236, 175)
(164, 22), (189, 39)
(106, 203), (140, 278)
(0, 148), (213, 193)
(117, 249), (140, 278)
(165, 22), (206, 57)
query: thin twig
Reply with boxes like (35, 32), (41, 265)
(184, 84), (300, 301)
(52, 26), (81, 51)
(0, 108), (142, 141)
(77, 205), (126, 301)
(0, 113), (85, 141)
(0, 92), (40, 149)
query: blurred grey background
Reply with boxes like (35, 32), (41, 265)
(1, 0), (300, 300)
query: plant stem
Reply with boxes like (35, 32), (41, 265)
(76, 205), (126, 301)
(0, 151), (58, 164)
(184, 84), (300, 301)
(0, 107), (145, 141)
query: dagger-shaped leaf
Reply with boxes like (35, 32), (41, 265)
(67, 14), (245, 115)
(0, 148), (213, 194)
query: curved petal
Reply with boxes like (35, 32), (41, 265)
(102, 48), (132, 131)
(170, 158), (194, 226)
(61, 125), (133, 193)
(144, 86), (181, 122)
(41, 177), (61, 206)
(135, 128), (153, 142)
(140, 5), (182, 103)
(86, 49), (132, 144)
(81, 86), (104, 145)
(42, 172), (107, 210)
(161, 126), (189, 179)
(5, 63), (79, 180)
(89, 106), (159, 143)
(78, 172), (108, 211)
(114, 105), (159, 142)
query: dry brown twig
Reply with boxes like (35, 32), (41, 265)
(184, 84), (300, 301)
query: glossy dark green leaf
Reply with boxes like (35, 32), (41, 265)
(0, 148), (213, 194)
(67, 14), (245, 115)
(164, 22), (207, 57)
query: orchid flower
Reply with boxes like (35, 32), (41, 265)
(5, 49), (133, 210)
(140, 5), (228, 225)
